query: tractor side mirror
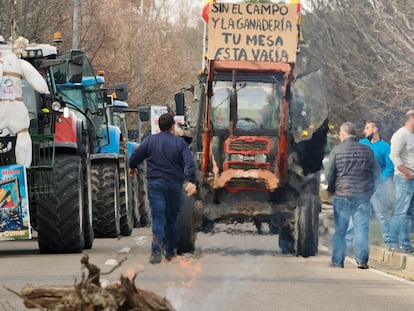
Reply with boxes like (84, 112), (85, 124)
(68, 50), (83, 83)
(115, 83), (128, 101)
(175, 92), (185, 116)
(139, 110), (150, 122)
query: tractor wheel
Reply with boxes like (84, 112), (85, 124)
(79, 133), (94, 249)
(135, 163), (150, 227)
(295, 194), (320, 257)
(82, 200), (94, 249)
(177, 194), (196, 254)
(37, 154), (84, 253)
(131, 175), (141, 228)
(278, 222), (295, 255)
(119, 146), (133, 236)
(82, 156), (94, 249)
(91, 162), (120, 238)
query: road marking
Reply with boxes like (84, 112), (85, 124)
(118, 247), (131, 253)
(105, 259), (118, 266)
(134, 236), (148, 245)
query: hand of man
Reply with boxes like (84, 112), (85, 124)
(129, 168), (137, 176)
(399, 166), (414, 179)
(185, 182), (197, 196)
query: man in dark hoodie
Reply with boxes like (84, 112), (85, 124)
(326, 122), (378, 269)
(129, 113), (196, 264)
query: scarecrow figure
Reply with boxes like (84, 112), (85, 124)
(0, 36), (49, 168)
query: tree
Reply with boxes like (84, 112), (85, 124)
(0, 0), (204, 110)
(74, 0), (204, 108)
(3, 0), (411, 139)
(0, 0), (71, 43)
(300, 0), (414, 139)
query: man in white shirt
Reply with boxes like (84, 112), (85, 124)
(388, 109), (414, 253)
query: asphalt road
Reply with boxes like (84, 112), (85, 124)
(0, 223), (413, 311)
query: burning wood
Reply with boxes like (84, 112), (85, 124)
(6, 254), (176, 311)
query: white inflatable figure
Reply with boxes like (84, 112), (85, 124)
(0, 37), (49, 168)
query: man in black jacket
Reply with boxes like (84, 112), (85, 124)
(326, 122), (378, 269)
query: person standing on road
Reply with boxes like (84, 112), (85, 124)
(346, 121), (394, 246)
(129, 113), (197, 264)
(387, 110), (414, 253)
(326, 122), (378, 269)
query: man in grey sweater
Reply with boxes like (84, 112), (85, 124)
(326, 122), (378, 269)
(388, 109), (414, 253)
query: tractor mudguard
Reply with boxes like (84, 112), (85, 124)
(99, 125), (121, 155)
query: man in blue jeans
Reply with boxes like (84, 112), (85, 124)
(388, 109), (414, 253)
(326, 122), (378, 269)
(129, 113), (196, 264)
(346, 121), (394, 248)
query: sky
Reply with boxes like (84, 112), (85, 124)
(162, 0), (310, 25)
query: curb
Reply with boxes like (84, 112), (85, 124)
(370, 245), (413, 271)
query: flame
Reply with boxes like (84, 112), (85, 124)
(177, 257), (202, 288)
(125, 263), (145, 280)
(161, 255), (202, 288)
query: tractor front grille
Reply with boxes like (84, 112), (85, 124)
(225, 136), (271, 154)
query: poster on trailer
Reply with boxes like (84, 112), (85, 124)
(0, 164), (31, 240)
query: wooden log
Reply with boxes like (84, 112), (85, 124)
(13, 255), (176, 311)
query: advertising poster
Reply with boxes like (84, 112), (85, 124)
(0, 164), (31, 240)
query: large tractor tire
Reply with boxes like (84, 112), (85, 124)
(177, 194), (196, 254)
(91, 162), (120, 238)
(138, 163), (150, 226)
(36, 154), (85, 253)
(132, 163), (150, 228)
(119, 147), (133, 236)
(295, 194), (320, 257)
(278, 222), (295, 255)
(82, 157), (94, 249)
(82, 199), (94, 249)
(131, 175), (141, 228)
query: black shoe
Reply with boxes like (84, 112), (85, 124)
(149, 252), (162, 264)
(165, 254), (176, 262)
(357, 262), (369, 269)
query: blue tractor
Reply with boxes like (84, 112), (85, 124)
(95, 83), (151, 237)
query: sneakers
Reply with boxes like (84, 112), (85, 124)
(357, 262), (369, 269)
(387, 245), (414, 254)
(149, 252), (162, 264)
(387, 245), (398, 252)
(329, 263), (344, 268)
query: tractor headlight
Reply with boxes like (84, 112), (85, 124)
(254, 154), (267, 163)
(230, 154), (244, 161)
(51, 101), (61, 111)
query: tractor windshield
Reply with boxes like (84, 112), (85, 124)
(52, 52), (109, 148)
(290, 68), (328, 143)
(211, 80), (281, 131)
